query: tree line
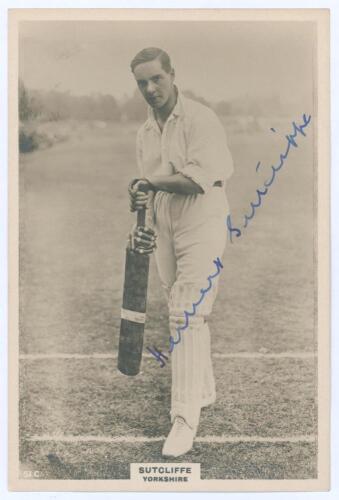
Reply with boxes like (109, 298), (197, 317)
(19, 79), (284, 124)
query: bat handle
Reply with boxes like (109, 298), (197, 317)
(137, 208), (146, 228)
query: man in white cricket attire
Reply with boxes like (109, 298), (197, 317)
(128, 47), (233, 457)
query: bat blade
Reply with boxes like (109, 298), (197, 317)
(118, 225), (150, 376)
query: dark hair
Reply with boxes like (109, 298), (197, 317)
(130, 47), (172, 73)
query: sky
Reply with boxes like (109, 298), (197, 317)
(19, 20), (315, 109)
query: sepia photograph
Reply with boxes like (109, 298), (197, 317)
(8, 8), (330, 492)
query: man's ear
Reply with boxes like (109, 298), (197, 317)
(170, 67), (175, 80)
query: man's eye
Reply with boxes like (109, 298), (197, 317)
(152, 77), (160, 83)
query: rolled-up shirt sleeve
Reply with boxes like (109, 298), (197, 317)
(180, 108), (234, 193)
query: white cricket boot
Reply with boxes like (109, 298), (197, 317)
(162, 416), (197, 457)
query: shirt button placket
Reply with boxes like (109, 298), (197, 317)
(161, 120), (169, 172)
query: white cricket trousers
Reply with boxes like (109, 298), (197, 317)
(152, 187), (228, 429)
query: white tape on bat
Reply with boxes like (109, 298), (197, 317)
(121, 308), (146, 324)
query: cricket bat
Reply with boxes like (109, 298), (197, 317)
(118, 207), (150, 376)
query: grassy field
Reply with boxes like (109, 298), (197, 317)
(18, 116), (317, 481)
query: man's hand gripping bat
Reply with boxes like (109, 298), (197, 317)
(117, 180), (156, 376)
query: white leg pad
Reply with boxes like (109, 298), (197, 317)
(168, 282), (215, 429)
(201, 322), (216, 407)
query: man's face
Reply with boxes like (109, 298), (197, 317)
(133, 58), (175, 110)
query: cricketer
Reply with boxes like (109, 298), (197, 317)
(128, 47), (234, 457)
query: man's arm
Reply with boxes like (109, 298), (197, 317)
(129, 174), (203, 212)
(147, 173), (203, 195)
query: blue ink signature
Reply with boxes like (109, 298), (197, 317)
(146, 346), (168, 368)
(168, 257), (224, 354)
(146, 257), (224, 365)
(227, 113), (311, 242)
(148, 112), (312, 366)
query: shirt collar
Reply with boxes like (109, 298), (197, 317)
(145, 85), (184, 130)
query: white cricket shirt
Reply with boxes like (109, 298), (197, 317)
(136, 88), (234, 194)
